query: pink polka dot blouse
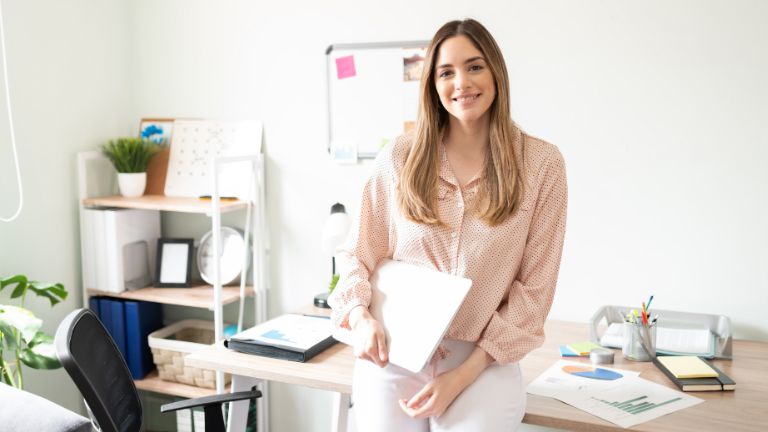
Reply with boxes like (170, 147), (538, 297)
(329, 133), (568, 365)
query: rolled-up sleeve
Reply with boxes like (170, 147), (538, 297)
(477, 147), (568, 364)
(328, 146), (395, 330)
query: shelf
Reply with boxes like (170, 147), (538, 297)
(82, 194), (248, 214)
(87, 285), (252, 309)
(135, 369), (230, 399)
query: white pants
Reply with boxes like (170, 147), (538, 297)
(352, 339), (526, 432)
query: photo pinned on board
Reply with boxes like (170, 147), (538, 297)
(403, 48), (426, 82)
(139, 118), (174, 146)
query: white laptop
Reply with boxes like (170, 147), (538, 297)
(333, 259), (472, 373)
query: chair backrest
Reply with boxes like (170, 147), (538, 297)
(55, 308), (143, 432)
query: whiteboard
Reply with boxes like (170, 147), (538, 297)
(164, 119), (262, 199)
(326, 41), (429, 160)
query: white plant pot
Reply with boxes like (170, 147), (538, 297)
(117, 172), (147, 198)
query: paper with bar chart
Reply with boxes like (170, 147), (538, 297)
(528, 360), (703, 428)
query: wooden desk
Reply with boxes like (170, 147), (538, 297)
(186, 318), (768, 432)
(522, 322), (768, 432)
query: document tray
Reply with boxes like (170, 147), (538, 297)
(590, 305), (732, 359)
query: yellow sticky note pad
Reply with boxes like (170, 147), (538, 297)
(566, 341), (602, 355)
(656, 356), (718, 378)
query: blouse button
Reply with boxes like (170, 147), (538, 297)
(457, 201), (464, 208)
(451, 231), (457, 239)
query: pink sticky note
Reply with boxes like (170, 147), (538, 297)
(336, 55), (357, 79)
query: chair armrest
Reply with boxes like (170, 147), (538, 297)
(160, 388), (262, 413)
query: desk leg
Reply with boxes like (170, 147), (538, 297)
(227, 375), (262, 432)
(330, 392), (351, 432)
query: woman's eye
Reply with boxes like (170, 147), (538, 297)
(438, 70), (453, 78)
(469, 64), (484, 72)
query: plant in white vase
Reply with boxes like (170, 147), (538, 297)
(102, 137), (160, 197)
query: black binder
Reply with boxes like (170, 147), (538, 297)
(224, 314), (337, 363)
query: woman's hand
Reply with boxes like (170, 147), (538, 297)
(398, 368), (469, 419)
(349, 305), (389, 367)
(399, 346), (494, 418)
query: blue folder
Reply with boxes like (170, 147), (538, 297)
(97, 297), (113, 336)
(109, 299), (128, 361)
(124, 301), (163, 379)
(88, 296), (101, 317)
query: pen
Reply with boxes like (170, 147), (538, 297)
(641, 302), (648, 325)
(646, 295), (654, 311)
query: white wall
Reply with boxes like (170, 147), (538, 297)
(1, 1), (766, 431)
(128, 1), (768, 431)
(0, 0), (132, 414)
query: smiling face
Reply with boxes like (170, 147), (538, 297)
(434, 35), (496, 127)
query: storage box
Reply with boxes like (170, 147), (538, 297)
(148, 320), (230, 388)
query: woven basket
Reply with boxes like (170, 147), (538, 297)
(148, 320), (230, 389)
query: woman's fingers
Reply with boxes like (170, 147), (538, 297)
(376, 328), (388, 363)
(365, 336), (386, 367)
(406, 383), (432, 409)
(399, 394), (437, 419)
(351, 316), (389, 367)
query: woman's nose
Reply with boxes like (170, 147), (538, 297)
(454, 71), (471, 90)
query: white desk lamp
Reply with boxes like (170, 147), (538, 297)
(315, 203), (351, 308)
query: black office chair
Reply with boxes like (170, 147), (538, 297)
(55, 308), (261, 432)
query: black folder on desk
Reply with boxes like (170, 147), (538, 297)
(224, 314), (337, 362)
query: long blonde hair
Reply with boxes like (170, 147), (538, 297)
(398, 19), (525, 226)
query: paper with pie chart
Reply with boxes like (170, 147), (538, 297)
(528, 360), (703, 428)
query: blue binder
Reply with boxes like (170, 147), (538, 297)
(88, 296), (101, 317)
(108, 299), (128, 361)
(124, 301), (163, 379)
(97, 297), (112, 334)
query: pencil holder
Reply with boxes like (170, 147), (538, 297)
(622, 321), (656, 361)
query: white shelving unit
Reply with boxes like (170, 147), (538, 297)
(76, 150), (269, 428)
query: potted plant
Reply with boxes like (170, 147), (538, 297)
(0, 275), (68, 389)
(102, 137), (161, 197)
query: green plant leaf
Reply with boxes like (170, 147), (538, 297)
(10, 280), (27, 298)
(20, 342), (61, 369)
(28, 282), (68, 306)
(328, 274), (340, 294)
(0, 322), (18, 350)
(27, 331), (53, 348)
(1, 274), (27, 291)
(0, 305), (42, 343)
(102, 137), (160, 173)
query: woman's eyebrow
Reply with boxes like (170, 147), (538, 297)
(436, 56), (486, 69)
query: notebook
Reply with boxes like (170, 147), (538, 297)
(655, 355), (718, 378)
(654, 356), (736, 391)
(333, 259), (472, 373)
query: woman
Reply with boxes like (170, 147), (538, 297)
(329, 18), (567, 431)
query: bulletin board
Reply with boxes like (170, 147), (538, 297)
(164, 119), (263, 199)
(326, 41), (429, 160)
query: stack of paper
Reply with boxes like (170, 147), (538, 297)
(599, 323), (716, 357)
(527, 360), (704, 428)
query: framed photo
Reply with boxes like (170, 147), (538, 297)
(139, 118), (174, 146)
(156, 238), (194, 287)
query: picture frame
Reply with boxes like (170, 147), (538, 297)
(140, 118), (175, 195)
(155, 238), (194, 287)
(139, 118), (175, 146)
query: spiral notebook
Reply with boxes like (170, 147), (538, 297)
(333, 259), (472, 373)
